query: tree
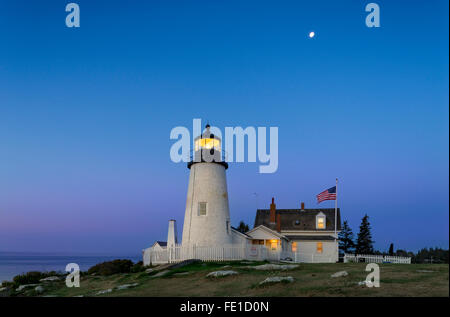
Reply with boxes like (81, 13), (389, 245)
(338, 220), (355, 255)
(355, 214), (374, 254)
(413, 248), (449, 264)
(388, 243), (394, 256)
(236, 221), (249, 233)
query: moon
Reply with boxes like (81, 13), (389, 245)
(309, 31), (315, 38)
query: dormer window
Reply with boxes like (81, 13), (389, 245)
(316, 213), (326, 229)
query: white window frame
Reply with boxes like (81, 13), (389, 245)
(316, 212), (326, 230)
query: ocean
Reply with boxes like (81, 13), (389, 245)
(0, 252), (141, 282)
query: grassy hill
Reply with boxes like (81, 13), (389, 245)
(3, 261), (448, 297)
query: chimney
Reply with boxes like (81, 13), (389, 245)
(301, 202), (305, 210)
(167, 219), (178, 247)
(276, 214), (281, 232)
(270, 197), (276, 223)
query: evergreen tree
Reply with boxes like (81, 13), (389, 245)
(236, 221), (250, 233)
(388, 243), (394, 256)
(338, 220), (355, 254)
(355, 214), (374, 254)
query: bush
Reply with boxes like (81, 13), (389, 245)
(87, 259), (134, 276)
(11, 270), (63, 286)
(131, 261), (146, 273)
(13, 271), (45, 285)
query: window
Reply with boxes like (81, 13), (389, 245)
(195, 138), (221, 151)
(252, 240), (264, 245)
(316, 242), (323, 253)
(292, 242), (297, 252)
(270, 240), (278, 250)
(294, 220), (300, 225)
(198, 202), (207, 216)
(226, 220), (230, 234)
(317, 216), (325, 229)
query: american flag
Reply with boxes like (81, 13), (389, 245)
(316, 186), (336, 203)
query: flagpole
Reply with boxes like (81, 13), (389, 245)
(335, 178), (338, 261)
(335, 178), (338, 238)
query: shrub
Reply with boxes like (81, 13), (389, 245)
(13, 271), (45, 285)
(131, 261), (146, 273)
(87, 259), (134, 276)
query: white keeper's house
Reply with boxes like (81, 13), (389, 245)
(143, 124), (341, 265)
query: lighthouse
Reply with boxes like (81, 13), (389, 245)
(181, 124), (232, 247)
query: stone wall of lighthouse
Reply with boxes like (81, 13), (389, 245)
(181, 161), (232, 247)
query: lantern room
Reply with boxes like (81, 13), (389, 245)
(188, 124), (228, 169)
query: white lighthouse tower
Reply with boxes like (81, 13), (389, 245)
(181, 124), (232, 248)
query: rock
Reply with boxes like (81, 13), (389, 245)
(16, 284), (38, 292)
(151, 270), (170, 278)
(35, 286), (45, 293)
(357, 281), (366, 286)
(281, 257), (293, 262)
(246, 264), (299, 271)
(259, 276), (294, 285)
(221, 265), (232, 269)
(116, 283), (138, 290)
(40, 276), (61, 282)
(206, 270), (238, 278)
(331, 271), (348, 278)
(96, 288), (113, 295)
(145, 268), (154, 274)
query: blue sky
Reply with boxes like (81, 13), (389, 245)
(0, 0), (448, 254)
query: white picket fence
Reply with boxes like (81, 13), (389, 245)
(343, 253), (411, 264)
(144, 244), (338, 265)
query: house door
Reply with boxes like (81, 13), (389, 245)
(265, 239), (280, 261)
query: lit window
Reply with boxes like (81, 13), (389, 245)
(317, 216), (325, 229)
(198, 202), (207, 216)
(195, 138), (221, 151)
(292, 242), (297, 252)
(270, 240), (278, 250)
(317, 242), (323, 253)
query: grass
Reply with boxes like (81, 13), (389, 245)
(3, 262), (448, 297)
